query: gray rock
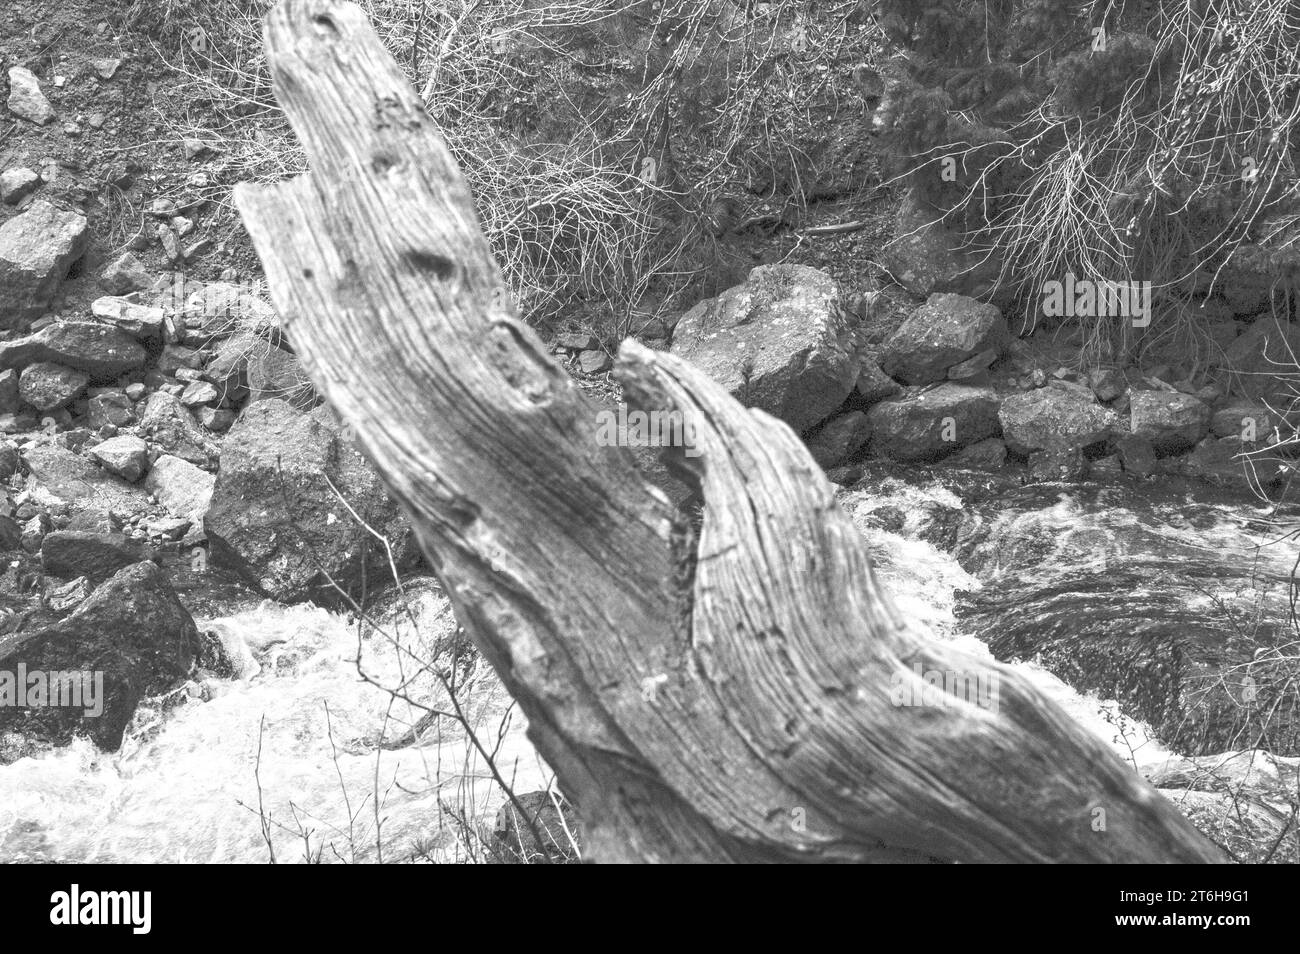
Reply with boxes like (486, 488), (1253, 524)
(87, 391), (135, 429)
(0, 441), (19, 480)
(1116, 435), (1157, 477)
(948, 437), (1007, 470)
(97, 253), (151, 296)
(556, 332), (597, 351)
(135, 391), (217, 467)
(90, 295), (164, 340)
(20, 444), (141, 516)
(1216, 244), (1284, 316)
(196, 406), (235, 433)
(44, 576), (92, 613)
(65, 510), (115, 533)
(0, 167), (41, 204)
(158, 344), (202, 375)
(143, 454), (214, 527)
(180, 380), (219, 407)
(0, 200), (89, 328)
(947, 348), (998, 381)
(577, 349), (612, 374)
(1091, 454), (1123, 476)
(90, 57), (122, 80)
(1088, 367), (1126, 402)
(0, 411), (40, 434)
(187, 240), (215, 263)
(1129, 390), (1211, 453)
(180, 281), (277, 345)
(40, 530), (153, 584)
(0, 562), (195, 751)
(1215, 316), (1300, 402)
(854, 355), (901, 404)
(1210, 402), (1276, 440)
(671, 264), (862, 433)
(1027, 446), (1087, 482)
(880, 188), (995, 298)
(6, 67), (54, 125)
(147, 517), (191, 541)
(1181, 436), (1285, 489)
(806, 411), (871, 468)
(201, 333), (259, 402)
(0, 369), (20, 414)
(157, 224), (180, 263)
(0, 320), (147, 380)
(247, 346), (317, 410)
(490, 790), (582, 864)
(204, 399), (416, 603)
(21, 512), (50, 552)
(182, 138), (217, 160)
(880, 293), (1006, 385)
(867, 383), (1001, 462)
(86, 435), (150, 482)
(148, 198), (179, 219)
(998, 387), (1116, 456)
(18, 362), (89, 411)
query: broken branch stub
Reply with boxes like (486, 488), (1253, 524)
(234, 0), (1224, 864)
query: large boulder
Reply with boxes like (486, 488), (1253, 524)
(136, 392), (218, 467)
(1215, 316), (1300, 402)
(806, 411), (871, 468)
(204, 399), (416, 602)
(0, 321), (148, 381)
(879, 188), (996, 299)
(1181, 437), (1285, 490)
(21, 444), (145, 515)
(40, 531), (154, 585)
(1210, 402), (1277, 440)
(880, 293), (1006, 385)
(998, 386), (1117, 456)
(0, 200), (88, 328)
(18, 362), (89, 411)
(0, 562), (195, 752)
(1129, 390), (1211, 453)
(867, 383), (1001, 461)
(143, 454), (215, 527)
(671, 265), (862, 433)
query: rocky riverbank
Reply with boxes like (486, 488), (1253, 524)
(2, 8), (1298, 862)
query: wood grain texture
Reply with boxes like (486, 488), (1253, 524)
(235, 0), (1226, 863)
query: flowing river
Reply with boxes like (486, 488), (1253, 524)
(1, 465), (1296, 861)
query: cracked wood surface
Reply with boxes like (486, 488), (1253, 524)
(234, 0), (1226, 863)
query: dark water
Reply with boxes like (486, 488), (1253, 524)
(839, 464), (1300, 756)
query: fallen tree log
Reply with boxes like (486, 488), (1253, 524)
(234, 0), (1226, 863)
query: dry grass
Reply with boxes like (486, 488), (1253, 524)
(129, 0), (882, 340)
(894, 0), (1300, 363)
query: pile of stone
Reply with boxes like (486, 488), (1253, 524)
(660, 264), (1294, 492)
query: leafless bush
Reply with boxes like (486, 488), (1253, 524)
(134, 0), (882, 336)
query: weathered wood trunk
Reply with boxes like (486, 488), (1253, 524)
(235, 0), (1226, 863)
